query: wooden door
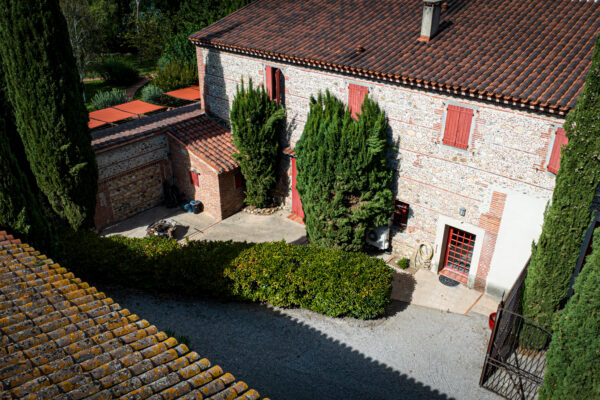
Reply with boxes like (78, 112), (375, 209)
(291, 158), (304, 219)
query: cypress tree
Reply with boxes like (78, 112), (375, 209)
(0, 65), (52, 247)
(0, 0), (98, 230)
(230, 79), (285, 208)
(538, 228), (600, 399)
(295, 91), (393, 252)
(521, 35), (600, 330)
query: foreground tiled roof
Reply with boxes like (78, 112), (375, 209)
(166, 115), (239, 173)
(0, 231), (266, 400)
(190, 0), (600, 115)
(91, 104), (203, 152)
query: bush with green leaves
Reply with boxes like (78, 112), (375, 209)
(521, 36), (600, 331)
(397, 258), (410, 269)
(154, 61), (197, 92)
(140, 84), (163, 104)
(158, 31), (197, 68)
(94, 57), (139, 86)
(53, 231), (392, 319)
(295, 90), (394, 252)
(90, 88), (127, 110)
(226, 241), (393, 319)
(538, 228), (600, 399)
(230, 79), (286, 207)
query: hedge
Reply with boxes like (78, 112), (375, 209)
(54, 231), (392, 319)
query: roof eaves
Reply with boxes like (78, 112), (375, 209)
(189, 38), (568, 117)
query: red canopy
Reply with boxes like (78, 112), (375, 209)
(89, 108), (136, 123)
(113, 100), (165, 115)
(88, 118), (107, 129)
(165, 86), (200, 101)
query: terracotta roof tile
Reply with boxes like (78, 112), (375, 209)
(0, 230), (268, 400)
(190, 0), (600, 113)
(166, 114), (239, 173)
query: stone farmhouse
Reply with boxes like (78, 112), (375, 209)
(188, 0), (600, 298)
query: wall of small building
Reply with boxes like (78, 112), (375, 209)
(94, 134), (170, 229)
(197, 47), (563, 297)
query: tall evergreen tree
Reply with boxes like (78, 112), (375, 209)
(0, 0), (99, 230)
(230, 79), (285, 208)
(521, 35), (600, 331)
(295, 91), (393, 252)
(538, 228), (600, 399)
(0, 65), (52, 247)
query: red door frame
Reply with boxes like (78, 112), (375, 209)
(291, 158), (304, 219)
(443, 226), (475, 276)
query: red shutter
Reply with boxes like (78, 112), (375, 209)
(189, 171), (199, 187)
(547, 128), (568, 174)
(348, 84), (368, 119)
(265, 66), (274, 99)
(274, 69), (281, 105)
(443, 105), (473, 149)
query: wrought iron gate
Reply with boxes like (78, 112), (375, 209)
(479, 260), (552, 400)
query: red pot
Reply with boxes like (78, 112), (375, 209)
(489, 312), (497, 330)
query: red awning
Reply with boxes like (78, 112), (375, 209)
(113, 100), (165, 115)
(89, 108), (136, 123)
(88, 118), (107, 129)
(165, 86), (200, 101)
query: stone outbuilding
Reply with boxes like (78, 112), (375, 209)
(188, 0), (600, 298)
(91, 104), (243, 230)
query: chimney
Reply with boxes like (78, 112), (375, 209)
(418, 0), (443, 43)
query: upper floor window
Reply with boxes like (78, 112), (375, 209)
(442, 105), (474, 150)
(348, 83), (369, 119)
(547, 128), (568, 174)
(265, 66), (283, 105)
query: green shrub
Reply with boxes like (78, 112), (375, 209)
(90, 88), (127, 110)
(158, 31), (197, 68)
(154, 61), (197, 92)
(95, 57), (139, 86)
(226, 241), (393, 319)
(397, 258), (410, 269)
(539, 228), (600, 399)
(53, 232), (393, 319)
(140, 84), (163, 104)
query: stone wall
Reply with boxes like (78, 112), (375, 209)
(197, 47), (564, 296)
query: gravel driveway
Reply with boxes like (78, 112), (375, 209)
(107, 289), (501, 400)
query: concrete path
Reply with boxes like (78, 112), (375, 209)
(107, 288), (501, 400)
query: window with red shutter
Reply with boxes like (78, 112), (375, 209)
(547, 128), (569, 174)
(392, 200), (409, 231)
(265, 66), (282, 105)
(189, 171), (199, 187)
(443, 105), (474, 150)
(348, 84), (369, 119)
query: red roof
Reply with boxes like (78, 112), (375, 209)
(167, 115), (239, 173)
(165, 86), (201, 101)
(88, 118), (107, 129)
(190, 0), (600, 114)
(89, 107), (136, 123)
(113, 100), (165, 115)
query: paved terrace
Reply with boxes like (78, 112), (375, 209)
(0, 231), (267, 400)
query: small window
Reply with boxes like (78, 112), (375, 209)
(189, 171), (199, 187)
(234, 172), (244, 189)
(348, 83), (369, 119)
(392, 200), (409, 230)
(443, 105), (474, 150)
(547, 128), (568, 174)
(265, 66), (283, 105)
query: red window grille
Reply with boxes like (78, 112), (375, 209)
(442, 105), (474, 150)
(348, 83), (369, 119)
(392, 200), (409, 230)
(547, 128), (568, 174)
(189, 171), (199, 187)
(234, 172), (244, 189)
(265, 66), (282, 105)
(443, 227), (476, 275)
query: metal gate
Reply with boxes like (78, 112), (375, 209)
(479, 260), (552, 400)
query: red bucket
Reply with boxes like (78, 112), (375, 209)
(489, 312), (497, 330)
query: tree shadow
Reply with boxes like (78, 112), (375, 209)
(109, 290), (456, 400)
